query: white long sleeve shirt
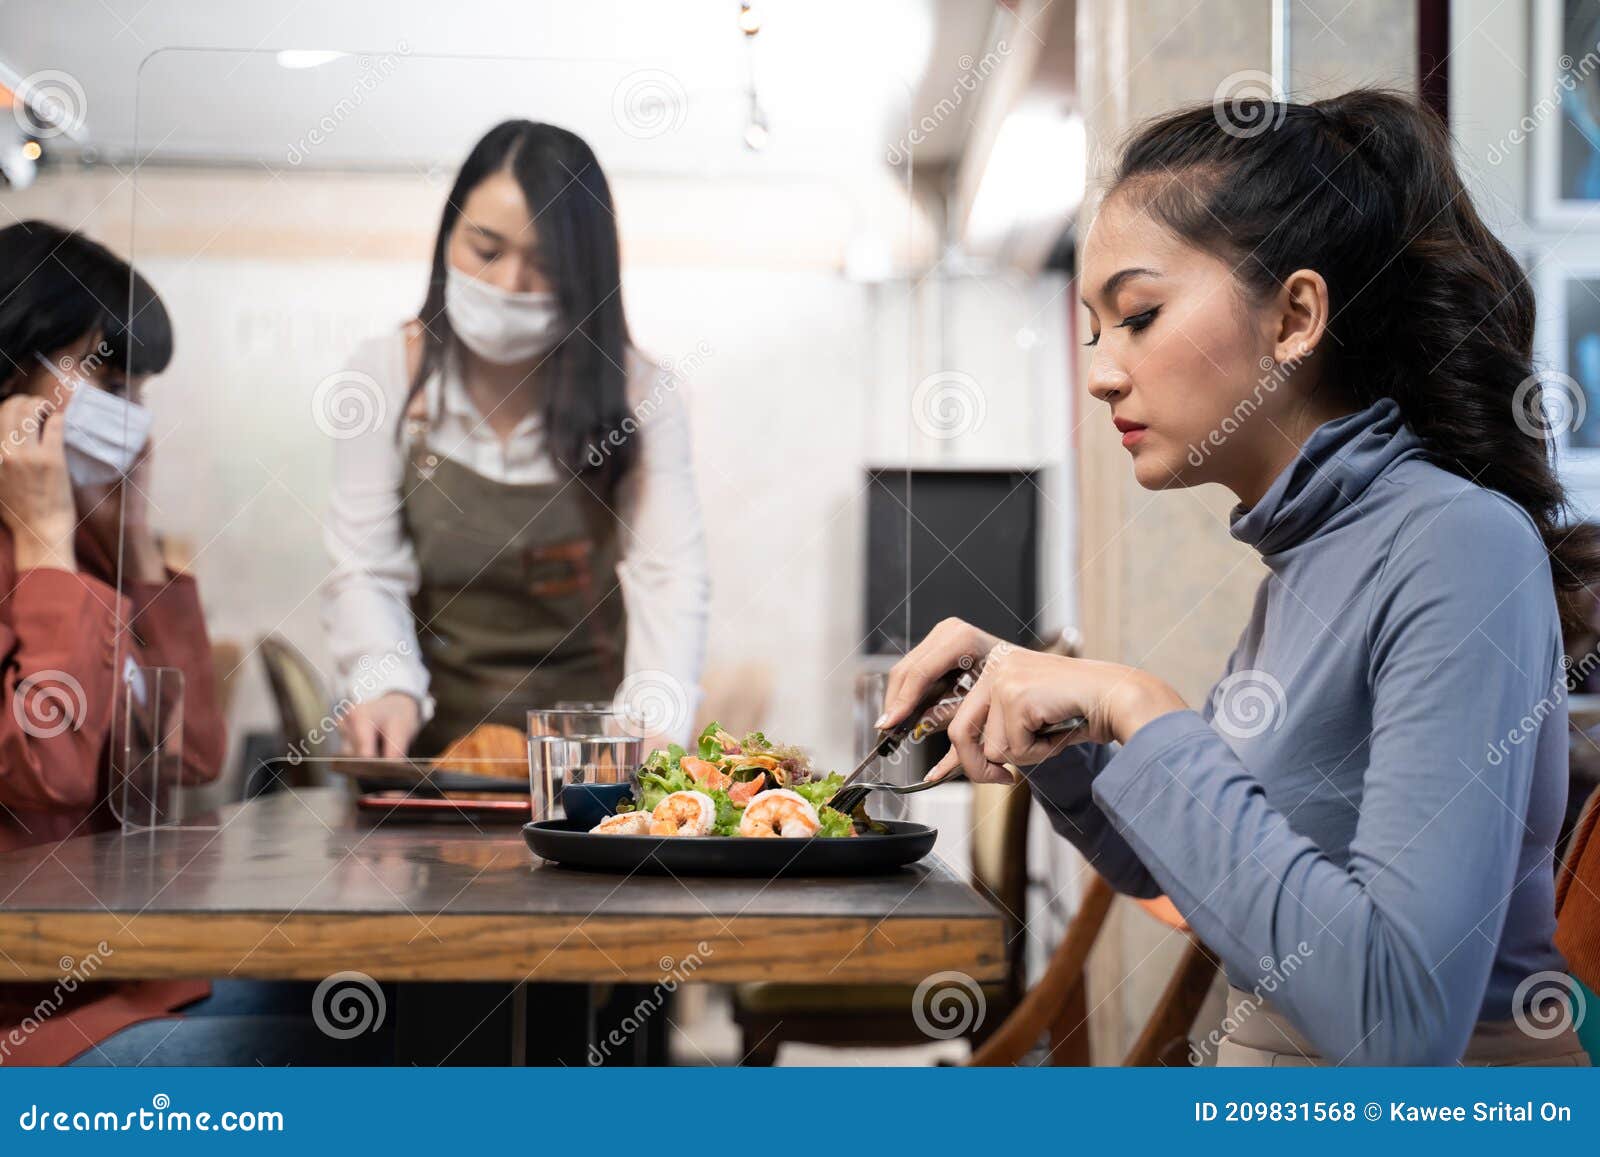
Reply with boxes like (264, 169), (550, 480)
(320, 331), (709, 735)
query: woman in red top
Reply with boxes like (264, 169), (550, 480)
(0, 221), (226, 1063)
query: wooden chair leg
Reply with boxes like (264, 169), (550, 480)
(968, 873), (1114, 1066)
(739, 1021), (781, 1067)
(1122, 937), (1218, 1066)
(1044, 975), (1090, 1065)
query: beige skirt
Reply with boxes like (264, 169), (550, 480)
(1214, 986), (1591, 1067)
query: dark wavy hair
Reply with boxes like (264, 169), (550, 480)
(1108, 88), (1600, 635)
(408, 120), (636, 499)
(0, 220), (173, 396)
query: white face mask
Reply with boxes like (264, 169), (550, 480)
(33, 352), (153, 488)
(444, 264), (562, 364)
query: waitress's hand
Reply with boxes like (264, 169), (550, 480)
(0, 395), (77, 573)
(929, 644), (1187, 783)
(341, 691), (421, 758)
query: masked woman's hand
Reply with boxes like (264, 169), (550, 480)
(929, 644), (1188, 783)
(78, 446), (166, 582)
(0, 394), (77, 573)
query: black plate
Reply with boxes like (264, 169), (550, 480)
(522, 819), (938, 876)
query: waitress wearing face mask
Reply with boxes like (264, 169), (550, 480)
(324, 121), (709, 758)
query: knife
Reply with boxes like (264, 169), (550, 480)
(846, 662), (1088, 785)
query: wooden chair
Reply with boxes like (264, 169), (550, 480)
(732, 779), (1034, 1063)
(257, 634), (333, 788)
(208, 640), (244, 718)
(968, 872), (1218, 1066)
(974, 781), (1600, 1067)
(1555, 784), (1600, 1062)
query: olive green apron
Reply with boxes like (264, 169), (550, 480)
(400, 397), (627, 757)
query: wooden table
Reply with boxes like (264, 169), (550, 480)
(0, 788), (1005, 987)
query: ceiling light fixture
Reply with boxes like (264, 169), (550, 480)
(738, 2), (767, 151)
(743, 101), (769, 151)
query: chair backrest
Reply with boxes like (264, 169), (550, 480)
(1555, 784), (1600, 1061)
(257, 635), (331, 755)
(209, 639), (244, 717)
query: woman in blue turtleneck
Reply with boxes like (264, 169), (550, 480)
(879, 90), (1596, 1066)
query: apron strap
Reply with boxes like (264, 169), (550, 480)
(402, 382), (433, 472)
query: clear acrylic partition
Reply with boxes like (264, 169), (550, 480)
(883, 44), (1080, 847)
(108, 666), (195, 830)
(117, 45), (918, 812)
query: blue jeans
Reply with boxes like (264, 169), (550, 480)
(67, 981), (395, 1067)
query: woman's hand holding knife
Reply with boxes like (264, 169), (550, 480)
(877, 617), (1187, 784)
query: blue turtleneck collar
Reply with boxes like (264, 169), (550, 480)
(1229, 397), (1428, 555)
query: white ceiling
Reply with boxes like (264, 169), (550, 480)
(1, 0), (1001, 179)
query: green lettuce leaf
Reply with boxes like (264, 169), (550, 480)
(640, 743), (686, 776)
(815, 806), (854, 839)
(707, 790), (742, 836)
(696, 721), (728, 759)
(792, 772), (844, 809)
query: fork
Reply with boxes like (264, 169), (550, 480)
(827, 770), (967, 817)
(828, 714), (1086, 816)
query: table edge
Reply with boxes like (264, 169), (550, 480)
(0, 910), (1008, 984)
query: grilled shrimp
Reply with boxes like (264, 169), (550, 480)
(591, 811), (653, 835)
(737, 788), (820, 838)
(650, 790), (717, 837)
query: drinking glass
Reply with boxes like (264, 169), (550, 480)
(528, 708), (640, 827)
(561, 734), (642, 786)
(854, 669), (912, 820)
(527, 734), (561, 823)
(526, 707), (632, 740)
(545, 734), (643, 830)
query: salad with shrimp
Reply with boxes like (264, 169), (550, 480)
(597, 722), (857, 838)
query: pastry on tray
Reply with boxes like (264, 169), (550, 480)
(430, 723), (527, 778)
